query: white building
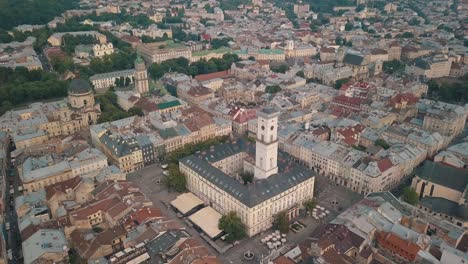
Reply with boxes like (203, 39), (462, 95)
(180, 108), (315, 237)
(93, 43), (114, 57)
(89, 69), (135, 91)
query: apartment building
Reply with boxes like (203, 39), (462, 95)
(382, 124), (446, 156)
(417, 99), (468, 138)
(90, 107), (231, 170)
(283, 133), (426, 195)
(19, 147), (108, 193)
(406, 54), (452, 79)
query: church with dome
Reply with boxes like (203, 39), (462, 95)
(0, 79), (100, 148)
(65, 79), (101, 128)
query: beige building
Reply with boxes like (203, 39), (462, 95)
(411, 161), (468, 227)
(279, 40), (317, 58)
(91, 108), (232, 170)
(45, 176), (94, 218)
(19, 147), (107, 194)
(47, 31), (107, 46)
(180, 108), (315, 237)
(90, 69), (135, 91)
(418, 99), (468, 138)
(406, 54), (452, 79)
(93, 43), (114, 57)
(0, 79), (101, 144)
(283, 134), (427, 195)
(137, 42), (191, 64)
(185, 7), (224, 21)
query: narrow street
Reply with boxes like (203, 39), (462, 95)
(4, 143), (22, 264)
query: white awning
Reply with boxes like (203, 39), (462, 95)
(188, 206), (223, 239)
(170, 192), (204, 215)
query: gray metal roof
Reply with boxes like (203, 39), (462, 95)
(180, 139), (315, 208)
(69, 79), (92, 94)
(416, 161), (468, 192)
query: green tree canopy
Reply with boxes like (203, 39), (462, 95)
(219, 211), (247, 243)
(240, 171), (254, 185)
(165, 163), (187, 192)
(265, 85), (282, 94)
(375, 139), (390, 149)
(402, 187), (419, 205)
(272, 211), (290, 233)
(303, 198), (316, 213)
(270, 64), (289, 74)
(383, 60), (406, 74)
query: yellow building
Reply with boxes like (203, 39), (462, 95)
(137, 42), (192, 64)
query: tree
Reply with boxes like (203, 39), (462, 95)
(272, 211), (289, 233)
(384, 33), (392, 39)
(204, 4), (214, 13)
(402, 187), (419, 205)
(270, 64), (289, 73)
(165, 164), (186, 192)
(248, 56), (255, 61)
(408, 17), (420, 26)
(355, 4), (365, 12)
(375, 139), (390, 149)
(0, 0), (77, 31)
(240, 171), (254, 185)
(345, 22), (353, 31)
(265, 85), (282, 94)
(383, 60), (406, 74)
(303, 198), (316, 213)
(296, 71), (305, 78)
(218, 211), (247, 243)
(125, 76), (131, 86)
(334, 78), (350, 89)
(128, 107), (144, 116)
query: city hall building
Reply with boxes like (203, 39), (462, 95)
(180, 108), (316, 237)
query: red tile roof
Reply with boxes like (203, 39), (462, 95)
(195, 70), (230, 82)
(45, 176), (82, 200)
(123, 207), (164, 229)
(377, 158), (394, 173)
(273, 256), (295, 264)
(377, 231), (421, 261)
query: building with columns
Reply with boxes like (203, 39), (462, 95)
(133, 55), (149, 95)
(179, 108), (316, 237)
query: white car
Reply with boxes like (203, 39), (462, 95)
(9, 189), (14, 195)
(163, 170), (170, 176)
(161, 164), (169, 169)
(5, 222), (10, 230)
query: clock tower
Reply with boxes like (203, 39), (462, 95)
(255, 107), (280, 179)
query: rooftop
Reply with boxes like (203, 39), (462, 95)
(416, 161), (468, 192)
(179, 139), (315, 207)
